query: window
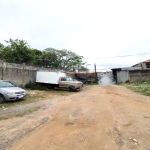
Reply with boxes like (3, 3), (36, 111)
(61, 78), (66, 81)
(0, 81), (16, 88)
(146, 62), (150, 68)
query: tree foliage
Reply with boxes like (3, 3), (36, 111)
(0, 39), (35, 64)
(0, 39), (86, 71)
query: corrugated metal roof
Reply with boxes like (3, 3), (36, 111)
(121, 67), (142, 70)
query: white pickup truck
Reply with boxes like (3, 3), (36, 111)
(36, 71), (83, 91)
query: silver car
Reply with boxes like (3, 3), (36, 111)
(0, 80), (26, 103)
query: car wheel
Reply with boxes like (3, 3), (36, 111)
(69, 86), (77, 92)
(0, 95), (5, 104)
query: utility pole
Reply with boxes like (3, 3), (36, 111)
(94, 63), (98, 83)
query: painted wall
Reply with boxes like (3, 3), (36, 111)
(0, 61), (49, 86)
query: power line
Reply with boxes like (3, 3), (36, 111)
(84, 53), (150, 60)
(90, 68), (112, 70)
(85, 52), (150, 71)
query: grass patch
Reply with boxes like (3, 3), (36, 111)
(121, 82), (150, 96)
(49, 89), (71, 96)
(0, 82), (80, 109)
(0, 88), (71, 109)
(0, 106), (41, 120)
(25, 82), (72, 95)
(0, 93), (44, 108)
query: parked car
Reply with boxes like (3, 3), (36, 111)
(0, 80), (26, 103)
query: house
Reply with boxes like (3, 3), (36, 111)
(111, 59), (150, 83)
(132, 59), (150, 70)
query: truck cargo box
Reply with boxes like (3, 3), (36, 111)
(36, 71), (66, 84)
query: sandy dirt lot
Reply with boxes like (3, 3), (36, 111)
(1, 84), (150, 150)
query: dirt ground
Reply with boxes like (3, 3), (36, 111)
(1, 84), (150, 150)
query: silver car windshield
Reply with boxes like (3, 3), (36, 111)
(0, 81), (16, 88)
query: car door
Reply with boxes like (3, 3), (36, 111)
(59, 77), (68, 88)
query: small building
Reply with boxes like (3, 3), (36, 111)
(111, 59), (150, 83)
(111, 67), (141, 83)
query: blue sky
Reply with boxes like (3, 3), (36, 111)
(1, 0), (150, 71)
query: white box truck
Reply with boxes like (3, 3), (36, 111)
(36, 71), (83, 91)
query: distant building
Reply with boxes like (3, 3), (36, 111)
(111, 59), (150, 83)
(111, 67), (142, 83)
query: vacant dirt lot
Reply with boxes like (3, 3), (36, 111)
(1, 84), (150, 150)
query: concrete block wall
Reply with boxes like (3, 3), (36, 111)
(129, 70), (150, 82)
(0, 60), (66, 86)
(0, 61), (41, 86)
(0, 67), (37, 86)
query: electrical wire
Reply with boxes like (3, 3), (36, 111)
(90, 68), (113, 70)
(85, 52), (150, 71)
(84, 53), (150, 59)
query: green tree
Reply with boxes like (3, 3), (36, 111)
(41, 48), (58, 68)
(0, 43), (4, 51)
(57, 49), (85, 71)
(42, 48), (86, 71)
(32, 49), (43, 66)
(0, 43), (5, 59)
(2, 39), (35, 64)
(0, 39), (86, 72)
(0, 46), (13, 62)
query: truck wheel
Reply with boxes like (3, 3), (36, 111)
(69, 86), (77, 92)
(0, 95), (5, 104)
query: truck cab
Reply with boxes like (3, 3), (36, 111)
(59, 77), (83, 91)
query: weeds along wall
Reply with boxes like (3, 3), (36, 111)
(0, 60), (52, 86)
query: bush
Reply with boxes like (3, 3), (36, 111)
(25, 81), (49, 90)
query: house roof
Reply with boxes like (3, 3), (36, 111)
(111, 67), (142, 71)
(132, 59), (150, 67)
(143, 59), (150, 63)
